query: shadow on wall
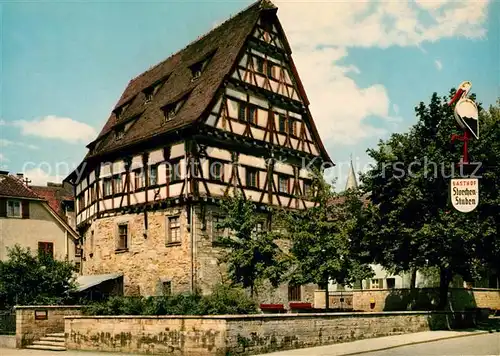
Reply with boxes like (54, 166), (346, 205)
(384, 288), (477, 312)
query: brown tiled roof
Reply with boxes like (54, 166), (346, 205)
(0, 175), (41, 200)
(87, 0), (268, 158)
(31, 183), (74, 216)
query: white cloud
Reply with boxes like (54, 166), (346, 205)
(23, 167), (62, 186)
(13, 115), (96, 144)
(0, 139), (39, 150)
(392, 104), (400, 115)
(0, 153), (8, 162)
(274, 0), (490, 145)
(435, 59), (443, 70)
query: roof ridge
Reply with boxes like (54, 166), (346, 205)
(127, 0), (264, 87)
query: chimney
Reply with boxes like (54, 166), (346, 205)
(0, 170), (8, 176)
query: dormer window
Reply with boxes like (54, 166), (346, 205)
(114, 102), (130, 120)
(116, 126), (125, 140)
(164, 105), (177, 121)
(143, 79), (165, 104)
(189, 50), (216, 81)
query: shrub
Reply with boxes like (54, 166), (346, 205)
(81, 284), (258, 316)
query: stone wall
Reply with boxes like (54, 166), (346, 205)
(15, 305), (81, 348)
(65, 311), (473, 355)
(82, 207), (192, 296)
(313, 288), (500, 312)
(0, 335), (15, 348)
(82, 203), (317, 305)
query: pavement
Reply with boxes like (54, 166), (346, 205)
(263, 330), (492, 356)
(0, 326), (497, 356)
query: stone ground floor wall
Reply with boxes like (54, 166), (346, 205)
(65, 311), (475, 356)
(313, 288), (500, 312)
(15, 306), (82, 348)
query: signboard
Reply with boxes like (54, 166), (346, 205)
(450, 178), (479, 213)
(34, 310), (48, 320)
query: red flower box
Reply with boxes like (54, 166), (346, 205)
(260, 303), (285, 310)
(289, 302), (312, 309)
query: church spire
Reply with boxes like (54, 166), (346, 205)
(345, 155), (358, 190)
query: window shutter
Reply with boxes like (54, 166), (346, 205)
(22, 200), (30, 219)
(0, 198), (6, 217)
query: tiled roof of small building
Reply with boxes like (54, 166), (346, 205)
(0, 174), (41, 200)
(31, 182), (74, 216)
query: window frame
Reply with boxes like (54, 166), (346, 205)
(149, 164), (159, 186)
(246, 168), (259, 188)
(117, 223), (129, 251)
(278, 175), (289, 194)
(113, 174), (123, 194)
(278, 115), (287, 133)
(103, 177), (113, 197)
(6, 200), (21, 218)
(209, 159), (224, 182)
(169, 161), (182, 182)
(167, 215), (181, 244)
(134, 169), (145, 190)
(38, 242), (54, 258)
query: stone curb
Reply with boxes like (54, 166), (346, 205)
(338, 330), (491, 356)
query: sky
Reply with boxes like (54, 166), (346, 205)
(1, 0), (499, 189)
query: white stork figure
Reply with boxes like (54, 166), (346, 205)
(448, 81), (479, 140)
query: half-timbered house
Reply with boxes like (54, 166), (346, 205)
(65, 0), (333, 302)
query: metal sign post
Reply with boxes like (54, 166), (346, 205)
(448, 81), (480, 213)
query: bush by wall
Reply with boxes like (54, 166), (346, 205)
(81, 284), (258, 316)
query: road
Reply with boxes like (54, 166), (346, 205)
(362, 333), (500, 356)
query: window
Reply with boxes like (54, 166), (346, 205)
(144, 90), (154, 103)
(288, 285), (301, 301)
(209, 160), (224, 182)
(238, 103), (246, 121)
(248, 107), (257, 125)
(278, 175), (289, 194)
(115, 126), (125, 140)
(134, 169), (145, 190)
(386, 278), (396, 289)
(149, 165), (159, 186)
(144, 79), (165, 104)
(256, 57), (265, 73)
(168, 216), (181, 243)
(89, 230), (94, 257)
(190, 61), (203, 79)
(370, 278), (383, 289)
(78, 195), (85, 212)
(90, 185), (96, 203)
(170, 161), (181, 182)
(75, 261), (81, 273)
(252, 221), (265, 238)
(113, 175), (123, 194)
(162, 281), (172, 296)
(6, 200), (21, 217)
(75, 245), (82, 257)
(117, 224), (128, 250)
(238, 103), (257, 124)
(38, 242), (54, 258)
(267, 62), (275, 79)
(278, 115), (287, 133)
(288, 119), (297, 136)
(303, 180), (312, 197)
(246, 168), (258, 188)
(212, 215), (226, 239)
(103, 178), (112, 197)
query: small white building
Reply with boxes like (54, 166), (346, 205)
(0, 171), (80, 266)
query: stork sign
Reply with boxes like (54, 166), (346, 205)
(450, 178), (479, 213)
(448, 81), (480, 213)
(449, 81), (479, 140)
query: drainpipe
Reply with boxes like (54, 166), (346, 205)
(65, 230), (68, 260)
(190, 204), (195, 293)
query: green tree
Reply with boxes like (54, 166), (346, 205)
(214, 193), (288, 297)
(0, 245), (77, 308)
(277, 172), (373, 308)
(361, 91), (499, 308)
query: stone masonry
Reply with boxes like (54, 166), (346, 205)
(82, 203), (317, 304)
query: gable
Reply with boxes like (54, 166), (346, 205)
(205, 9), (331, 162)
